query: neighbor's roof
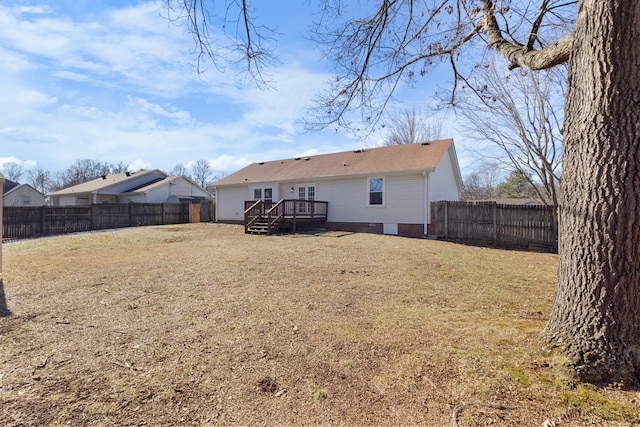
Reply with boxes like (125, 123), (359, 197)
(48, 169), (166, 196)
(4, 182), (44, 196)
(129, 175), (213, 196)
(3, 179), (20, 194)
(214, 139), (455, 186)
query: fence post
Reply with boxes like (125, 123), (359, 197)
(41, 206), (46, 236)
(553, 206), (560, 254)
(493, 203), (498, 245)
(443, 201), (448, 239)
(0, 173), (5, 282)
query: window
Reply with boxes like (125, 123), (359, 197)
(307, 186), (315, 201)
(253, 188), (262, 200)
(369, 177), (384, 205)
(264, 188), (273, 202)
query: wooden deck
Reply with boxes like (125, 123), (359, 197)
(243, 199), (328, 234)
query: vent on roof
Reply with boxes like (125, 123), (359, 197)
(125, 171), (131, 176)
(258, 162), (265, 165)
(101, 175), (107, 180)
(305, 157), (310, 161)
(421, 142), (431, 145)
(294, 157), (301, 160)
(354, 149), (363, 153)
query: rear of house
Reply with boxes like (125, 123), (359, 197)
(213, 139), (462, 237)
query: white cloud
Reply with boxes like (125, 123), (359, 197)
(0, 1), (380, 176)
(128, 159), (152, 171)
(207, 155), (252, 172)
(0, 156), (37, 170)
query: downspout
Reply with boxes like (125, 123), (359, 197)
(423, 171), (430, 236)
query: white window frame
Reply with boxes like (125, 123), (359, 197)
(263, 188), (273, 202)
(368, 177), (385, 207)
(296, 184), (316, 214)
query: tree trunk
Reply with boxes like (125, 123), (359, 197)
(542, 1), (640, 385)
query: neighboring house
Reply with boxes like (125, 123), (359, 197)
(2, 180), (46, 206)
(213, 139), (462, 237)
(48, 169), (213, 206)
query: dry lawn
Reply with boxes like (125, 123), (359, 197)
(1, 223), (638, 426)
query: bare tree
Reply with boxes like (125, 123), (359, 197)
(170, 164), (191, 179)
(50, 159), (117, 191)
(168, 0), (640, 385)
(26, 166), (53, 194)
(454, 61), (563, 205)
(191, 159), (214, 188)
(461, 163), (502, 201)
(110, 161), (130, 174)
(1, 162), (24, 182)
(383, 107), (443, 146)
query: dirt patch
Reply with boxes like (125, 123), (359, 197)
(1, 223), (638, 426)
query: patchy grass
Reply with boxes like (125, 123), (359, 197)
(0, 223), (638, 426)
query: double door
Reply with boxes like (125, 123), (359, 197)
(296, 185), (315, 214)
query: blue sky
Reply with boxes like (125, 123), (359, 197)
(0, 1), (473, 177)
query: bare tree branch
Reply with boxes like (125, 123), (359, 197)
(164, 0), (280, 86)
(482, 0), (573, 70)
(454, 59), (564, 205)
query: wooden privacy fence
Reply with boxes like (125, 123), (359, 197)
(3, 203), (192, 239)
(430, 201), (558, 252)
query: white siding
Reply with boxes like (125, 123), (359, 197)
(3, 186), (46, 206)
(316, 174), (426, 223)
(217, 186), (248, 221)
(249, 183), (280, 201)
(166, 178), (212, 201)
(139, 185), (172, 203)
(429, 149), (460, 202)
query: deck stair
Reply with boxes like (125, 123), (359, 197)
(244, 199), (328, 235)
(246, 217), (283, 235)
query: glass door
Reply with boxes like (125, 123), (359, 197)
(296, 185), (316, 215)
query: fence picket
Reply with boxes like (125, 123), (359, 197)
(430, 201), (558, 252)
(3, 203), (191, 239)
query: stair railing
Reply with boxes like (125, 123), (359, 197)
(265, 200), (285, 233)
(244, 200), (263, 233)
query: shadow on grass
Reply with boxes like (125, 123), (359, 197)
(0, 279), (11, 317)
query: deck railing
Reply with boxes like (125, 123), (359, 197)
(243, 199), (328, 233)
